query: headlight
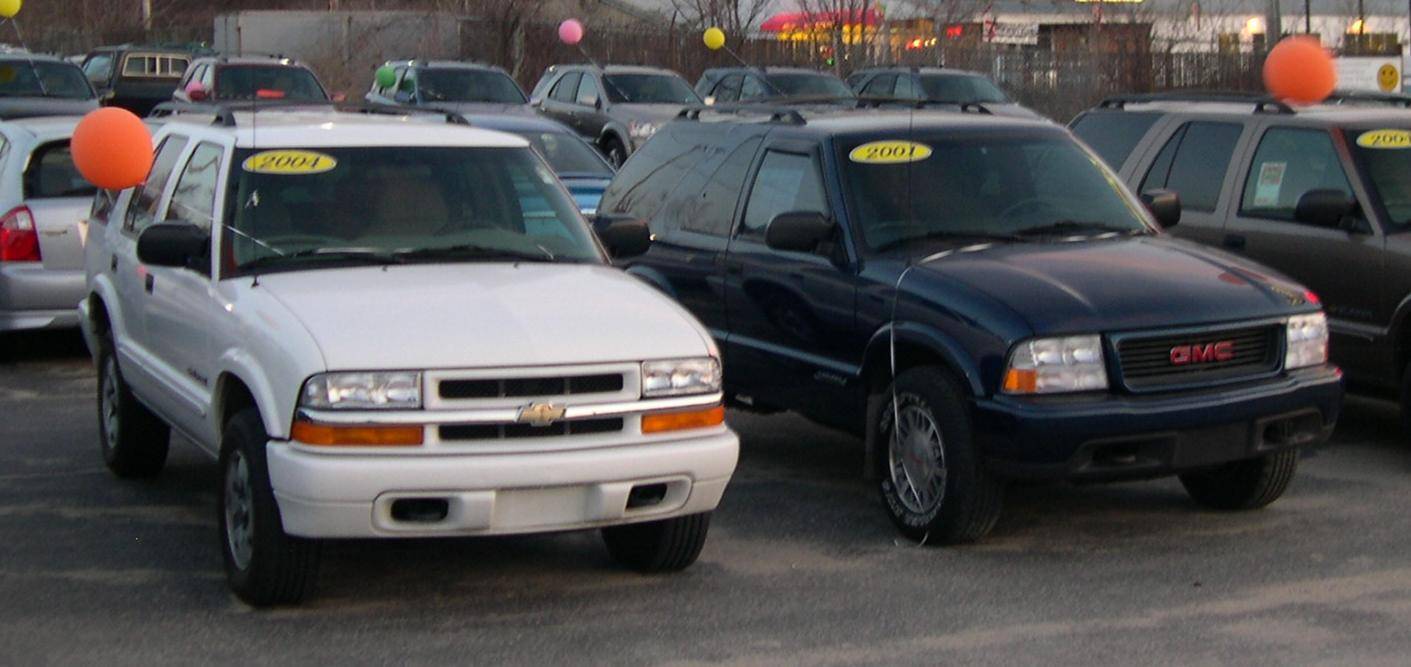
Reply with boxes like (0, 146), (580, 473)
(1285, 313), (1328, 370)
(300, 372), (422, 410)
(629, 120), (658, 140)
(1002, 335), (1108, 394)
(642, 357), (721, 398)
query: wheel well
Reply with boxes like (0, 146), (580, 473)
(600, 132), (623, 149)
(89, 295), (111, 337)
(216, 374), (258, 430)
(864, 339), (957, 396)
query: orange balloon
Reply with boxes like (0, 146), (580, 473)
(71, 107), (153, 190)
(1263, 36), (1336, 105)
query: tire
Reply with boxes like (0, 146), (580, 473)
(603, 136), (628, 168)
(1178, 449), (1299, 510)
(875, 366), (1004, 545)
(602, 512), (711, 573)
(96, 336), (169, 478)
(218, 408), (320, 606)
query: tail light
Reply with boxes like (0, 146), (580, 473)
(0, 205), (39, 262)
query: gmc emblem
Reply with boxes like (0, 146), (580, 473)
(1170, 341), (1235, 366)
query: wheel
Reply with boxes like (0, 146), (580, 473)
(602, 136), (628, 168)
(1178, 449), (1299, 510)
(875, 366), (1004, 545)
(218, 408), (320, 606)
(96, 336), (169, 478)
(602, 512), (711, 572)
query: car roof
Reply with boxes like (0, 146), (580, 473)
(705, 67), (834, 76)
(0, 53), (74, 65)
(160, 109), (531, 149)
(686, 106), (1057, 138)
(552, 64), (681, 76)
(197, 55), (308, 67)
(388, 60), (507, 72)
(0, 115), (82, 141)
(1085, 94), (1411, 126)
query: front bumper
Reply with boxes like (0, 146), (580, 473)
(974, 365), (1343, 481)
(0, 265), (84, 332)
(266, 428), (739, 539)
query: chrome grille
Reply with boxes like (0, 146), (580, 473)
(1116, 325), (1280, 391)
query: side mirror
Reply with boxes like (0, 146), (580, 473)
(137, 222), (209, 270)
(596, 217), (652, 258)
(594, 98), (604, 110)
(1140, 189), (1181, 229)
(765, 211), (834, 253)
(1295, 189), (1356, 230)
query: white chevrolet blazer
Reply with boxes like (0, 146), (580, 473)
(78, 108), (738, 606)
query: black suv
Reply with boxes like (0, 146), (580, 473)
(846, 66), (1041, 119)
(530, 64), (701, 166)
(1071, 92), (1411, 426)
(365, 59), (531, 113)
(695, 67), (854, 104)
(81, 44), (207, 115)
(598, 104), (1342, 542)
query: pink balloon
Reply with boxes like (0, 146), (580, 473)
(185, 80), (206, 96)
(558, 19), (584, 46)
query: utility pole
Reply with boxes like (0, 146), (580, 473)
(141, 0), (152, 32)
(1305, 0), (1311, 34)
(1267, 0), (1281, 48)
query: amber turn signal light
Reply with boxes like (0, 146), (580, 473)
(1002, 368), (1038, 394)
(291, 420), (423, 446)
(641, 405), (726, 434)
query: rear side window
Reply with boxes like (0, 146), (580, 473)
(122, 54), (188, 78)
(1071, 112), (1161, 170)
(712, 74), (743, 103)
(740, 151), (829, 239)
(575, 75), (601, 107)
(600, 125), (703, 221)
(83, 54), (115, 83)
(24, 142), (96, 199)
(861, 74), (896, 97)
(549, 72), (581, 103)
(165, 142), (223, 232)
(681, 137), (763, 237)
(1240, 127), (1353, 221)
(1139, 121), (1243, 212)
(124, 136), (188, 234)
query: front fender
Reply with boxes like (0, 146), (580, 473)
(213, 350), (289, 440)
(863, 321), (986, 397)
(622, 264), (679, 300)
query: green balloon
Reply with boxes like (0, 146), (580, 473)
(375, 65), (396, 89)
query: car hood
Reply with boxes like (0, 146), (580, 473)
(427, 101), (536, 116)
(912, 236), (1314, 334)
(0, 97), (98, 119)
(254, 263), (713, 370)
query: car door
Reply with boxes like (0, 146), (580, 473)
(110, 134), (189, 400)
(722, 143), (859, 417)
(144, 140), (227, 441)
(1225, 124), (1385, 379)
(540, 71), (583, 131)
(1135, 119), (1247, 246)
(574, 74), (609, 138)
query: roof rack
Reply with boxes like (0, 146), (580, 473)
(1323, 90), (1411, 108)
(148, 100), (471, 127)
(679, 104), (806, 125)
(1098, 91), (1294, 114)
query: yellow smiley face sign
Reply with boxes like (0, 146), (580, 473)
(1378, 64), (1401, 92)
(241, 150), (338, 175)
(1357, 129), (1411, 149)
(849, 141), (933, 164)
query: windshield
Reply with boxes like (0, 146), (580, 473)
(0, 60), (94, 99)
(1349, 129), (1411, 229)
(216, 65), (327, 101)
(918, 75), (1009, 104)
(604, 74), (700, 104)
(225, 146), (602, 275)
(512, 130), (611, 176)
(842, 134), (1150, 252)
(768, 73), (853, 98)
(418, 68), (527, 104)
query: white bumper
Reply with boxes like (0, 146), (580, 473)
(266, 428), (739, 538)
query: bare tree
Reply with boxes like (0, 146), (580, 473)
(794, 0), (877, 74)
(666, 0), (772, 35)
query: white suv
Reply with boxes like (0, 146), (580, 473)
(78, 107), (738, 606)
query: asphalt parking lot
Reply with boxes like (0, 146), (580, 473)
(3, 330), (1411, 665)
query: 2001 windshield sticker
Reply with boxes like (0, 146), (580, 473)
(849, 141), (933, 164)
(242, 150), (339, 175)
(1356, 129), (1411, 149)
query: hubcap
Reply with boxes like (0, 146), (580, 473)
(224, 450), (254, 570)
(885, 394), (948, 515)
(101, 356), (120, 452)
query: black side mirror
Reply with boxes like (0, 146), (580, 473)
(593, 98), (604, 110)
(1295, 189), (1356, 230)
(1140, 189), (1181, 229)
(597, 218), (652, 258)
(765, 211), (834, 253)
(137, 222), (209, 270)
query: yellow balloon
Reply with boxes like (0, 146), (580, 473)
(0, 0), (21, 19)
(703, 27), (726, 51)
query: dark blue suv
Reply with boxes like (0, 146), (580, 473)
(598, 105), (1343, 543)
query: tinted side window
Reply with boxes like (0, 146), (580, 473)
(1139, 125), (1182, 194)
(576, 75), (601, 107)
(682, 137), (763, 237)
(83, 54), (114, 83)
(740, 151), (828, 238)
(1140, 121), (1243, 212)
(24, 141), (96, 199)
(1240, 127), (1352, 221)
(740, 75), (767, 100)
(124, 136), (188, 235)
(549, 72), (582, 103)
(1071, 111), (1162, 170)
(713, 74), (743, 103)
(893, 74), (918, 99)
(165, 142), (223, 232)
(862, 74), (896, 97)
(600, 125), (699, 220)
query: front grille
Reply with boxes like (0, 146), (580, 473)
(1117, 325), (1279, 390)
(439, 373), (625, 400)
(439, 418), (624, 441)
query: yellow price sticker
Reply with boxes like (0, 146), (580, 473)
(848, 140), (933, 164)
(1356, 129), (1411, 149)
(241, 149), (339, 175)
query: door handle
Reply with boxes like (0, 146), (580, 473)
(144, 274), (155, 294)
(1223, 234), (1246, 250)
(110, 255), (118, 272)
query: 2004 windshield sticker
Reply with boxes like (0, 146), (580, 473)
(849, 141), (933, 164)
(242, 150), (339, 175)
(1357, 129), (1411, 149)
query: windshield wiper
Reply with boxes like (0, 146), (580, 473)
(241, 247), (405, 270)
(875, 229), (1028, 252)
(1015, 221), (1142, 237)
(393, 243), (557, 263)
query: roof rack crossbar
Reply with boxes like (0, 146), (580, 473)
(1098, 91), (1295, 114)
(147, 100), (471, 128)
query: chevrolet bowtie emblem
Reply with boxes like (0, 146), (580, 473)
(518, 403), (567, 427)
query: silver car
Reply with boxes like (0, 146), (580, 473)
(0, 116), (94, 332)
